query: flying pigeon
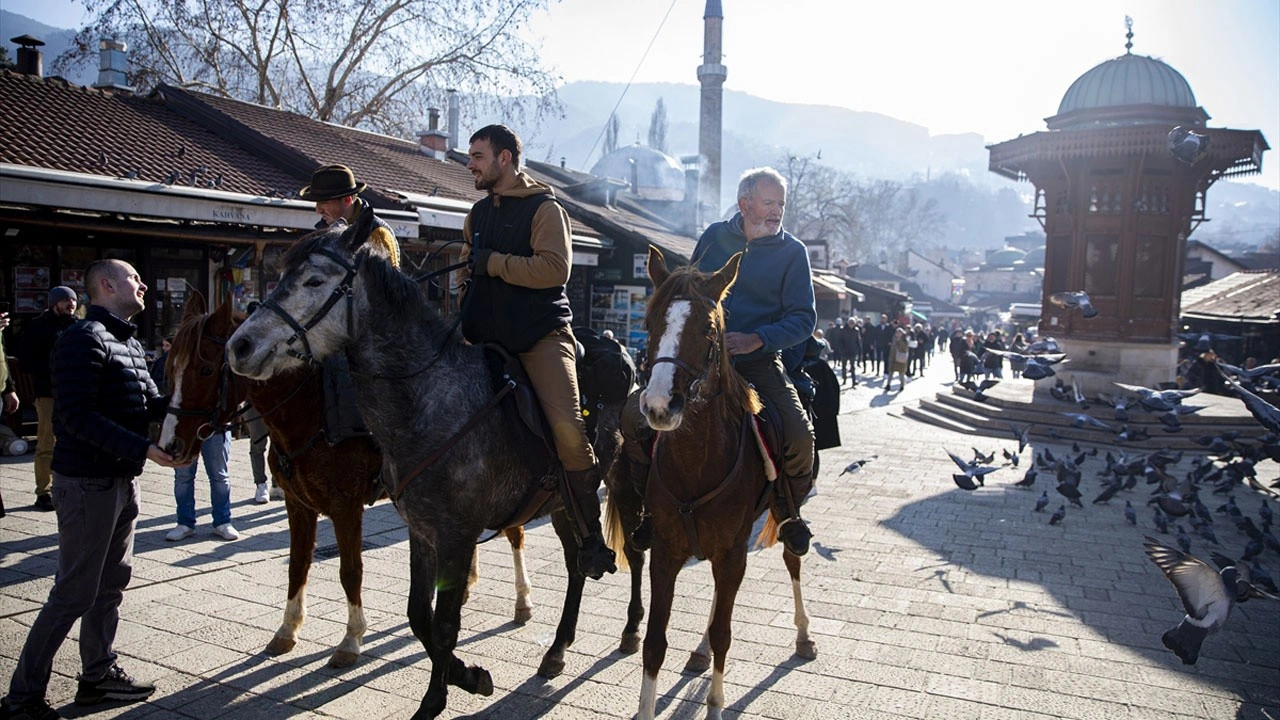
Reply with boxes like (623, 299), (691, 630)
(1144, 537), (1274, 665)
(1167, 126), (1211, 166)
(946, 449), (1000, 490)
(1177, 331), (1242, 353)
(1048, 291), (1098, 318)
(960, 378), (999, 402)
(1061, 413), (1113, 431)
(1009, 423), (1033, 454)
(1021, 359), (1059, 380)
(1220, 372), (1280, 434)
(1026, 337), (1061, 354)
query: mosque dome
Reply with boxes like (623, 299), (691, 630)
(1046, 25), (1208, 131)
(1019, 246), (1046, 269)
(589, 143), (687, 201)
(986, 247), (1026, 268)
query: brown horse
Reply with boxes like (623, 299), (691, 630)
(157, 298), (533, 668)
(630, 246), (814, 720)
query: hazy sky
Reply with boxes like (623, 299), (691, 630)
(8, 0), (1279, 189)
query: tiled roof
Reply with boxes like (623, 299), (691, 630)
(0, 70), (301, 195)
(163, 87), (481, 203)
(1180, 270), (1280, 324)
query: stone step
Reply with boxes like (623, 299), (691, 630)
(901, 404), (979, 435)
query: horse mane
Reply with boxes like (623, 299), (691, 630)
(649, 265), (760, 415)
(167, 307), (245, 385)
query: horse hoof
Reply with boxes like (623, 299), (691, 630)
(327, 650), (359, 668)
(475, 668), (494, 697)
(537, 653), (565, 679)
(265, 637), (296, 656)
(795, 640), (817, 660)
(514, 606), (533, 625)
(684, 651), (710, 674)
(619, 632), (641, 655)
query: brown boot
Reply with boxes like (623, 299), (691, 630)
(562, 467), (617, 579)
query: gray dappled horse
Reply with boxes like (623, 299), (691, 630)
(226, 218), (611, 719)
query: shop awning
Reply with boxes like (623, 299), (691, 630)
(812, 273), (865, 302)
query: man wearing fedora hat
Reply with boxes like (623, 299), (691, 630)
(299, 164), (400, 267)
(459, 124), (616, 581)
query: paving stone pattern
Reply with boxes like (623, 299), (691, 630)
(2, 358), (1277, 719)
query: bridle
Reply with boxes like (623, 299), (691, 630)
(164, 331), (246, 441)
(259, 246), (362, 365)
(648, 294), (723, 404)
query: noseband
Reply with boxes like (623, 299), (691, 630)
(649, 295), (722, 403)
(260, 247), (361, 365)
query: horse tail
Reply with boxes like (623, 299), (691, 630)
(754, 511), (779, 550)
(602, 489), (630, 572)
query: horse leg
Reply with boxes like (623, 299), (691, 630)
(784, 549), (816, 659)
(327, 504), (367, 668)
(605, 464), (647, 654)
(414, 538), (492, 720)
(537, 511), (585, 678)
(407, 534), (447, 720)
(704, 549), (748, 720)
(638, 547), (681, 720)
(266, 497), (316, 656)
(506, 526), (534, 625)
(684, 591), (714, 674)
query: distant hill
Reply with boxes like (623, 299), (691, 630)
(0, 11), (94, 86)
(3, 12), (1275, 251)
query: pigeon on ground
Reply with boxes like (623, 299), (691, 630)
(1176, 525), (1193, 554)
(1250, 560), (1278, 595)
(1050, 379), (1070, 402)
(1049, 505), (1066, 525)
(1167, 126), (1211, 166)
(1034, 490), (1050, 512)
(1125, 500), (1137, 525)
(973, 448), (997, 465)
(1093, 479), (1122, 505)
(840, 456), (877, 476)
(1072, 380), (1089, 410)
(960, 378), (999, 402)
(1015, 467), (1039, 488)
(1116, 425), (1150, 443)
(1153, 507), (1170, 534)
(1144, 537), (1274, 666)
(946, 449), (1000, 490)
(1048, 290), (1098, 318)
(1062, 413), (1113, 431)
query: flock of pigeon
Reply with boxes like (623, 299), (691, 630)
(938, 344), (1280, 666)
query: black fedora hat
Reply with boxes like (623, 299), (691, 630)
(299, 164), (367, 201)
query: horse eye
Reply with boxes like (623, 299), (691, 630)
(303, 276), (325, 288)
(199, 366), (214, 377)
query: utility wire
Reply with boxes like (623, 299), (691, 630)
(580, 0), (680, 169)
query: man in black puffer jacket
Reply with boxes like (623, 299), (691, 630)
(2, 259), (184, 720)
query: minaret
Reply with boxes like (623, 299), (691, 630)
(697, 0), (726, 225)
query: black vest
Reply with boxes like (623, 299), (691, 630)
(462, 193), (572, 353)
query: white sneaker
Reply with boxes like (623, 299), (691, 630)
(165, 525), (194, 542)
(213, 523), (240, 541)
(253, 484), (270, 504)
(269, 485), (285, 500)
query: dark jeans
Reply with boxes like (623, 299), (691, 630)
(7, 472), (139, 703)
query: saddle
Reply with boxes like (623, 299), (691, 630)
(322, 354), (371, 446)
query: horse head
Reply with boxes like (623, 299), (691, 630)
(639, 245), (741, 431)
(228, 219), (386, 380)
(158, 297), (248, 463)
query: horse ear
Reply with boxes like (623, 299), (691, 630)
(708, 252), (742, 302)
(647, 245), (669, 287)
(182, 288), (207, 320)
(214, 297), (235, 323)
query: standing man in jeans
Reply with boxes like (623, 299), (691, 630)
(17, 286), (79, 512)
(690, 167), (818, 556)
(164, 430), (237, 541)
(2, 259), (183, 720)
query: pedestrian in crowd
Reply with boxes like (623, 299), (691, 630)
(842, 317), (861, 387)
(826, 320), (843, 372)
(458, 124), (615, 579)
(149, 336), (171, 391)
(1184, 349), (1227, 396)
(2, 259), (182, 720)
(886, 326), (911, 392)
(982, 330), (1006, 380)
(906, 322), (925, 376)
(874, 313), (892, 379)
(241, 301), (278, 504)
(17, 286), (79, 512)
(812, 328), (830, 361)
(686, 166), (818, 556)
(1, 309), (20, 444)
(1008, 332), (1028, 378)
(165, 429), (237, 541)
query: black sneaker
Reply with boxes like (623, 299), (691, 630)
(778, 519), (812, 556)
(0, 696), (61, 720)
(34, 494), (54, 512)
(74, 664), (155, 706)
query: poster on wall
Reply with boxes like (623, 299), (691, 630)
(14, 266), (50, 290)
(14, 291), (46, 313)
(60, 269), (84, 291)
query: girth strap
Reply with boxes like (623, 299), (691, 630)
(651, 410), (753, 561)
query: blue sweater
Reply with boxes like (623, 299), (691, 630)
(692, 214), (816, 363)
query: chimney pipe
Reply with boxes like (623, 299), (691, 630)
(92, 38), (134, 92)
(428, 107), (440, 131)
(446, 89), (460, 150)
(11, 35), (45, 78)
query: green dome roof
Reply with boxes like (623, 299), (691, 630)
(1057, 53), (1197, 116)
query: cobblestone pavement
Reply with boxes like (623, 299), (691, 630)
(2, 355), (1278, 719)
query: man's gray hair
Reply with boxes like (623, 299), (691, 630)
(737, 167), (788, 200)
